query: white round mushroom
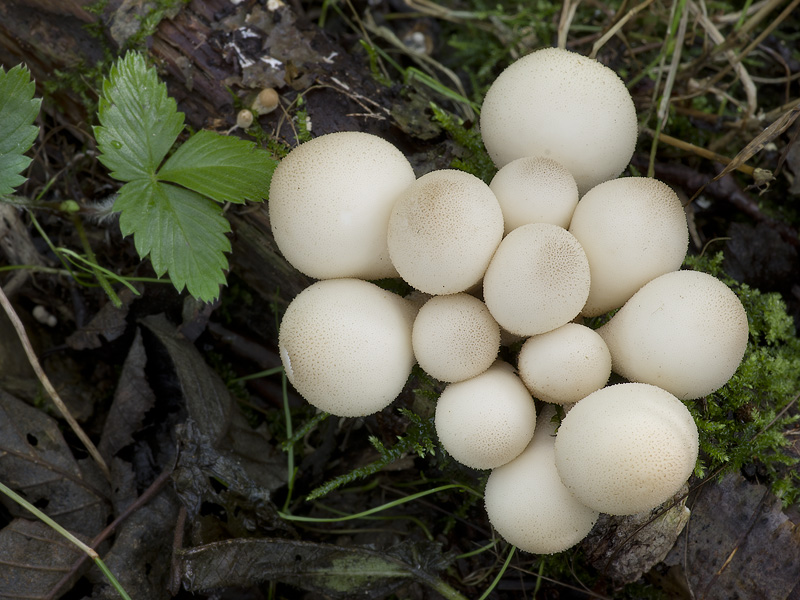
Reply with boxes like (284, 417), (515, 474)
(278, 278), (416, 417)
(554, 383), (699, 515)
(480, 47), (638, 195)
(518, 323), (611, 405)
(435, 361), (536, 469)
(387, 169), (504, 295)
(268, 131), (415, 280)
(412, 293), (501, 383)
(489, 156), (579, 234)
(596, 270), (749, 400)
(569, 177), (689, 316)
(482, 223), (590, 336)
(485, 405), (599, 554)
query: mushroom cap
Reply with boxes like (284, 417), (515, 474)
(480, 47), (638, 195)
(483, 223), (591, 336)
(489, 156), (580, 234)
(412, 293), (501, 383)
(268, 131), (415, 280)
(596, 270), (749, 399)
(387, 169), (504, 295)
(435, 361), (536, 469)
(554, 383), (699, 515)
(518, 323), (611, 405)
(485, 405), (599, 554)
(278, 278), (416, 417)
(569, 177), (689, 316)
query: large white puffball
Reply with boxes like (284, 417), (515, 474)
(596, 270), (749, 400)
(387, 169), (504, 295)
(435, 362), (536, 470)
(490, 156), (579, 234)
(485, 406), (599, 554)
(569, 177), (689, 316)
(412, 293), (501, 383)
(483, 223), (590, 336)
(269, 131), (415, 280)
(554, 383), (698, 515)
(278, 279), (416, 417)
(480, 47), (638, 195)
(518, 323), (611, 405)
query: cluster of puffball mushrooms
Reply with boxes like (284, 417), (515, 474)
(269, 48), (750, 555)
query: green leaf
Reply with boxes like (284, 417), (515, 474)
(158, 129), (276, 204)
(0, 64), (41, 196)
(94, 52), (184, 181)
(113, 179), (231, 300)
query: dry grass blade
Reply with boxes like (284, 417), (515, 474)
(590, 0), (656, 59)
(0, 285), (110, 479)
(688, 100), (800, 202)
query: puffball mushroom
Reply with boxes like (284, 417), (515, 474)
(480, 47), (638, 194)
(518, 323), (611, 405)
(268, 131), (415, 280)
(483, 223), (590, 336)
(596, 270), (749, 400)
(569, 177), (689, 317)
(387, 169), (504, 295)
(485, 405), (599, 554)
(489, 156), (579, 234)
(435, 361), (536, 470)
(412, 293), (501, 383)
(278, 278), (416, 417)
(554, 383), (699, 515)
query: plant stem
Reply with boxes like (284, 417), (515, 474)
(0, 284), (110, 479)
(0, 480), (131, 600)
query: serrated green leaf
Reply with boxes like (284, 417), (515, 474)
(158, 129), (276, 204)
(94, 52), (184, 181)
(113, 179), (231, 301)
(0, 64), (41, 196)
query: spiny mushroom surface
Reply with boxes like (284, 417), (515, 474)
(569, 177), (689, 316)
(412, 293), (501, 383)
(480, 47), (638, 194)
(517, 323), (611, 405)
(483, 222), (590, 336)
(489, 156), (579, 233)
(278, 278), (416, 417)
(484, 405), (599, 554)
(387, 169), (504, 295)
(268, 131), (415, 280)
(595, 270), (749, 399)
(554, 383), (699, 515)
(435, 361), (536, 470)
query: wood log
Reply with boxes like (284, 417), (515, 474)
(0, 0), (444, 304)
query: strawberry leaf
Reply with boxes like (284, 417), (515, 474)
(0, 64), (41, 196)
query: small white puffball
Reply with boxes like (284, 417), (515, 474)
(483, 223), (590, 336)
(518, 323), (611, 405)
(554, 383), (698, 515)
(480, 47), (638, 195)
(268, 131), (415, 280)
(278, 279), (416, 417)
(489, 156), (579, 234)
(435, 361), (536, 469)
(569, 177), (689, 317)
(596, 270), (749, 400)
(412, 293), (501, 383)
(387, 169), (504, 295)
(484, 405), (600, 554)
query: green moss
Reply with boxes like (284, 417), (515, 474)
(684, 252), (800, 505)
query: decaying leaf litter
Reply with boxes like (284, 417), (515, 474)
(0, 0), (799, 599)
